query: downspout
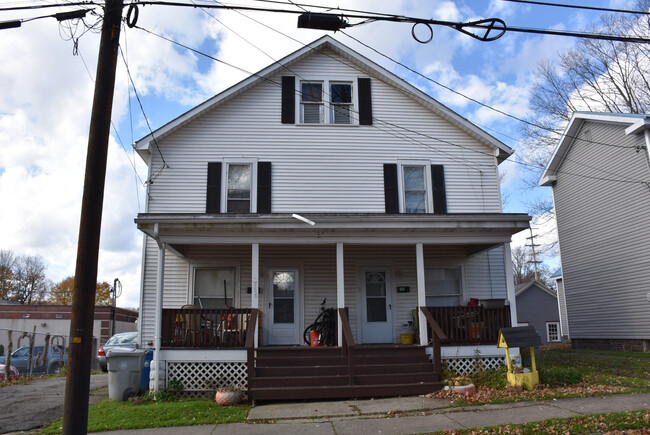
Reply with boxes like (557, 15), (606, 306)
(153, 223), (166, 392)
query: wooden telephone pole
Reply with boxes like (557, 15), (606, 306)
(62, 0), (123, 433)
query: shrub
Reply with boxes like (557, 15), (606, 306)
(539, 366), (583, 387)
(469, 364), (508, 390)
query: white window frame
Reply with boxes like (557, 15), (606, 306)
(189, 262), (240, 309)
(220, 158), (258, 213)
(424, 266), (465, 307)
(546, 321), (561, 342)
(298, 78), (358, 125)
(397, 161), (433, 213)
(329, 81), (354, 125)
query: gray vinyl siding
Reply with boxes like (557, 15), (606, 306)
(144, 48), (501, 214)
(552, 120), (650, 340)
(516, 285), (560, 345)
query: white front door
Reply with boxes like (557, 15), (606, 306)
(360, 269), (394, 343)
(266, 268), (301, 345)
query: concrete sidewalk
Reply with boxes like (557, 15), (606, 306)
(97, 392), (650, 434)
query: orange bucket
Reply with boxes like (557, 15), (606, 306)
(309, 331), (321, 347)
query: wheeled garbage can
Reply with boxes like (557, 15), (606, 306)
(107, 348), (147, 401)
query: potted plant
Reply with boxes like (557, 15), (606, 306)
(215, 385), (244, 406)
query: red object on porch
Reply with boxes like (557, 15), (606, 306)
(309, 331), (321, 347)
(468, 298), (479, 307)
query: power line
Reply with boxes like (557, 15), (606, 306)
(499, 0), (650, 15)
(0, 2), (100, 12)
(127, 1), (650, 43)
(133, 22), (650, 189)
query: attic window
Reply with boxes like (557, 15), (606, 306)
(301, 82), (323, 123)
(330, 83), (352, 124)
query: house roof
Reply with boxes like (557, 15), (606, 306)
(539, 112), (650, 186)
(134, 35), (513, 163)
(550, 268), (562, 279)
(515, 279), (556, 298)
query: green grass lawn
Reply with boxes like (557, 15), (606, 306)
(537, 348), (650, 391)
(431, 410), (650, 434)
(41, 398), (250, 434)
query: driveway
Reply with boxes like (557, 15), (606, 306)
(0, 373), (108, 434)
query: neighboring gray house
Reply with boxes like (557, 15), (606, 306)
(550, 268), (569, 340)
(540, 112), (650, 352)
(515, 280), (561, 345)
(133, 36), (530, 400)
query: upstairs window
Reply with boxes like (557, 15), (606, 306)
(330, 83), (352, 124)
(403, 165), (427, 213)
(226, 164), (252, 213)
(301, 82), (323, 123)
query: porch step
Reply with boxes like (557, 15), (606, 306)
(250, 382), (444, 401)
(250, 345), (443, 401)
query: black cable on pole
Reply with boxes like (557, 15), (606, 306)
(499, 0), (650, 15)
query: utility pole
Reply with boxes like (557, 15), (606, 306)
(525, 227), (541, 281)
(112, 278), (120, 336)
(63, 0), (123, 433)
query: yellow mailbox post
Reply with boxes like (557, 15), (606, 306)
(497, 326), (542, 391)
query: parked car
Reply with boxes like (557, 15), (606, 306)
(97, 331), (138, 372)
(0, 364), (19, 381)
(0, 345), (67, 375)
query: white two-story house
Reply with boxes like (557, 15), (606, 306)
(134, 36), (530, 401)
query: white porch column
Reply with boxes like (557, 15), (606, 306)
(336, 243), (344, 347)
(416, 243), (428, 345)
(251, 243), (259, 347)
(153, 238), (166, 392)
(503, 242), (519, 328)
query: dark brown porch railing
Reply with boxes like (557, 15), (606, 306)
(425, 305), (511, 346)
(420, 307), (447, 376)
(245, 308), (259, 398)
(161, 308), (252, 348)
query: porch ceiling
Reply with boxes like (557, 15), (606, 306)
(136, 213), (530, 246)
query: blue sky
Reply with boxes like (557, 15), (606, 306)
(0, 0), (637, 306)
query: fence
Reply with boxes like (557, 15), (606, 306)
(0, 328), (98, 378)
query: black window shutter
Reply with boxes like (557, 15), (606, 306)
(383, 163), (399, 214)
(206, 162), (222, 213)
(358, 77), (372, 125)
(257, 162), (272, 214)
(281, 76), (295, 124)
(431, 164), (447, 214)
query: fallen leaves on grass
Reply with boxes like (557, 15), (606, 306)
(425, 382), (627, 405)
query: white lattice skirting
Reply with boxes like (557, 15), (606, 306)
(443, 355), (506, 375)
(166, 361), (248, 399)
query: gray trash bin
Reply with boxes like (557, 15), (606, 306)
(107, 348), (147, 401)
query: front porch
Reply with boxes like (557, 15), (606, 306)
(158, 305), (511, 400)
(139, 213), (528, 400)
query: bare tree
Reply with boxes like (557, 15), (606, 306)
(523, 0), (650, 182)
(511, 245), (553, 286)
(11, 255), (50, 304)
(0, 250), (16, 300)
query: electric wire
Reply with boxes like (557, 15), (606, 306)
(118, 43), (169, 184)
(498, 0), (650, 15)
(132, 23), (650, 189)
(76, 43), (150, 208)
(126, 0), (650, 43)
(340, 31), (642, 152)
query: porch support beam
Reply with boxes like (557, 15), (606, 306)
(503, 242), (519, 328)
(251, 243), (259, 347)
(416, 243), (428, 345)
(153, 235), (166, 392)
(336, 242), (344, 347)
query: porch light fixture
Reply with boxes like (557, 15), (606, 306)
(292, 213), (316, 226)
